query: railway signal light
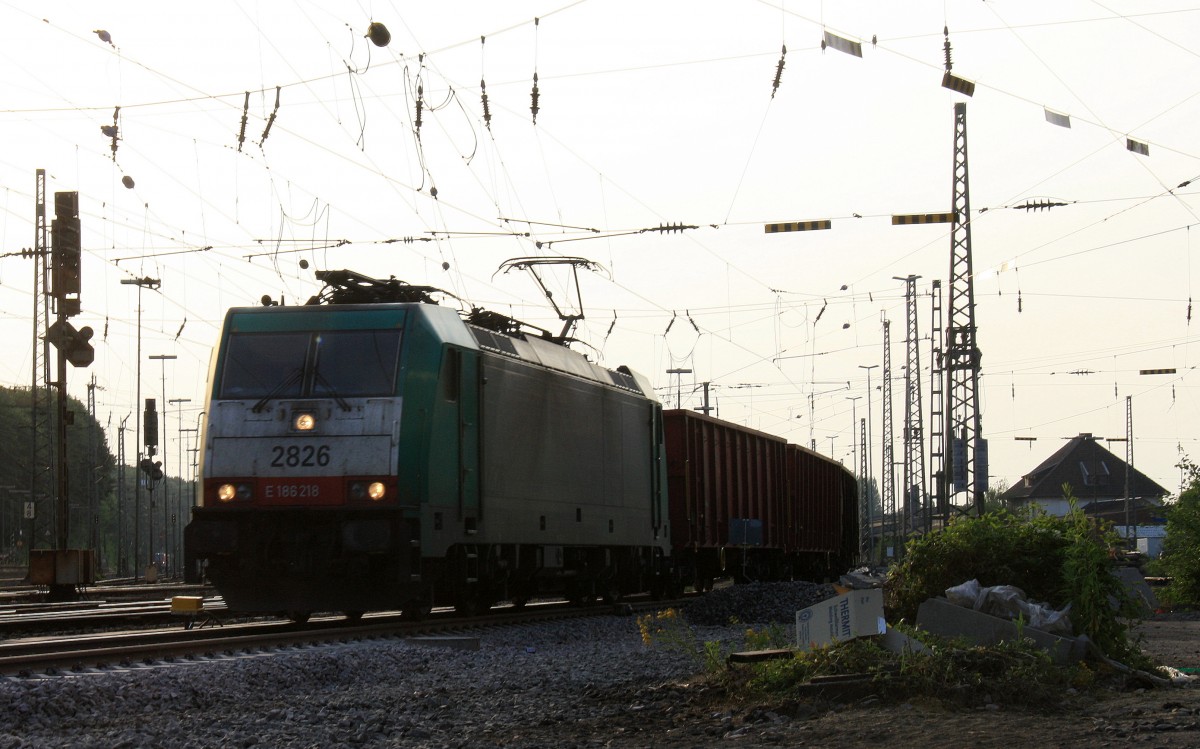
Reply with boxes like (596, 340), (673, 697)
(51, 191), (82, 307)
(139, 458), (164, 484)
(144, 398), (159, 453)
(45, 319), (94, 368)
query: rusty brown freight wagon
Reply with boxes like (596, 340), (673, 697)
(663, 409), (857, 590)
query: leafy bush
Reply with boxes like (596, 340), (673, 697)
(743, 636), (1087, 709)
(1158, 457), (1200, 608)
(886, 489), (1140, 661)
(885, 510), (1072, 620)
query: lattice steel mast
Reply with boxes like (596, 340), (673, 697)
(880, 314), (896, 560)
(929, 279), (947, 526)
(945, 102), (987, 513)
(30, 169), (54, 557)
(896, 275), (926, 533)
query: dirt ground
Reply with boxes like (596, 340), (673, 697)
(570, 617), (1200, 748)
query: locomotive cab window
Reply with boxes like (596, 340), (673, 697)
(218, 328), (402, 400)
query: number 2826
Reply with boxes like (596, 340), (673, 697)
(270, 444), (331, 468)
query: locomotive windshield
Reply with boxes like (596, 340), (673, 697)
(218, 328), (403, 399)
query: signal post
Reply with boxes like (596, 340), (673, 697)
(30, 190), (96, 600)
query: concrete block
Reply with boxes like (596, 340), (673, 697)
(1114, 566), (1158, 616)
(880, 625), (927, 656)
(916, 597), (1085, 664)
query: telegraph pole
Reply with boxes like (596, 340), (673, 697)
(120, 275), (161, 580)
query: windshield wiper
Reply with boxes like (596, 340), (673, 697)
(313, 370), (353, 412)
(251, 368), (304, 413)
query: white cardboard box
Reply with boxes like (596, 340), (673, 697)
(795, 588), (886, 650)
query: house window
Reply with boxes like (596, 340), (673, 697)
(1079, 460), (1111, 486)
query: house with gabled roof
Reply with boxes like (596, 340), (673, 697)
(999, 432), (1168, 517)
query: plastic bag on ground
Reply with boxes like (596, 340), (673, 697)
(943, 579), (1073, 635)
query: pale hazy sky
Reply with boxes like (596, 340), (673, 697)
(1, 0), (1197, 499)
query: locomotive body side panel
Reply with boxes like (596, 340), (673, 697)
(465, 351), (663, 552)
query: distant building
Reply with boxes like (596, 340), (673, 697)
(999, 433), (1168, 518)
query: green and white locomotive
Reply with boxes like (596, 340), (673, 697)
(185, 270), (671, 621)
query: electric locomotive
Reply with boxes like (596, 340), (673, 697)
(185, 270), (671, 621)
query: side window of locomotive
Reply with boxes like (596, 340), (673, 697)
(312, 330), (402, 397)
(441, 348), (461, 402)
(219, 333), (310, 399)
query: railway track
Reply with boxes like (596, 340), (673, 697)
(0, 598), (670, 678)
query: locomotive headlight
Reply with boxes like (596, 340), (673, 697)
(293, 412), (316, 431)
(349, 480), (387, 501)
(217, 483), (252, 502)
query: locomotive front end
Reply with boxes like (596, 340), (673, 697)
(185, 305), (420, 619)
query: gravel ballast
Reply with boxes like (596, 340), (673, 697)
(0, 582), (835, 748)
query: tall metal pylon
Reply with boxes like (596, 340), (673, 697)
(858, 416), (868, 560)
(945, 102), (987, 513)
(879, 314), (896, 560)
(896, 275), (926, 534)
(30, 168), (55, 556)
(929, 279), (947, 526)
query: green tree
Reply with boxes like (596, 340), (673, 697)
(1158, 455), (1200, 608)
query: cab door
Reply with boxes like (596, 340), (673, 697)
(455, 349), (481, 527)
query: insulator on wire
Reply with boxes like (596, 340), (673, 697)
(771, 45), (786, 99)
(260, 86), (281, 145)
(664, 311), (677, 335)
(943, 26), (953, 72)
(479, 37), (492, 130)
(237, 92), (249, 151)
(1188, 297), (1193, 324)
(415, 84), (424, 136)
(530, 72), (540, 124)
(481, 80), (492, 130)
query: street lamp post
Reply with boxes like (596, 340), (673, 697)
(666, 368), (692, 409)
(846, 394), (862, 554)
(121, 276), (160, 580)
(148, 354), (176, 577)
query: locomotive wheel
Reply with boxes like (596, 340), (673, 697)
(566, 582), (596, 606)
(343, 611), (364, 623)
(287, 611), (311, 624)
(402, 601), (432, 621)
(601, 583), (622, 605)
(454, 588), (491, 617)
